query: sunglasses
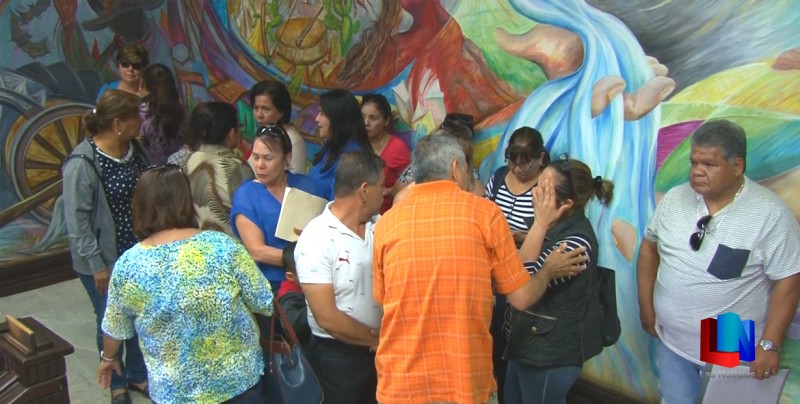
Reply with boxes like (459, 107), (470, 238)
(257, 124), (290, 141)
(690, 214), (712, 251)
(505, 159), (536, 171)
(119, 61), (143, 70)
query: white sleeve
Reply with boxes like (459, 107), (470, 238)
(294, 223), (334, 284)
(763, 207), (800, 280)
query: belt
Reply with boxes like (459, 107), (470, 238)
(313, 335), (373, 354)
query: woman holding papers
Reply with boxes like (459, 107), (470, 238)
(231, 125), (327, 291)
(308, 89), (373, 199)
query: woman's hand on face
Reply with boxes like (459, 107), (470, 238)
(532, 178), (570, 229)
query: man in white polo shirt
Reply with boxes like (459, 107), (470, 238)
(295, 151), (385, 404)
(637, 119), (800, 403)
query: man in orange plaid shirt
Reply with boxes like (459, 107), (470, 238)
(373, 135), (586, 404)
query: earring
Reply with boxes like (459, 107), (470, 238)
(117, 131), (122, 136)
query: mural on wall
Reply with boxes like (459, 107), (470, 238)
(0, 0), (798, 401)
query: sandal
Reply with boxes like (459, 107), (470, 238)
(128, 382), (150, 400)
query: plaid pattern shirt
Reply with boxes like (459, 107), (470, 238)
(373, 180), (530, 404)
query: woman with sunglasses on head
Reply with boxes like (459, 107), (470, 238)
(486, 127), (550, 248)
(308, 89), (372, 200)
(361, 93), (410, 213)
(139, 63), (187, 165)
(249, 80), (308, 173)
(231, 125), (326, 292)
(503, 156), (613, 404)
(98, 167), (274, 404)
(63, 89), (151, 404)
(96, 44), (149, 101)
(183, 102), (254, 236)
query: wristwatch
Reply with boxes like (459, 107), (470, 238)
(758, 339), (780, 353)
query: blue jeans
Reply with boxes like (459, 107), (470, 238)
(657, 341), (703, 404)
(504, 361), (582, 404)
(79, 274), (147, 390)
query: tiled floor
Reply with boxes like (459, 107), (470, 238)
(1, 279), (151, 403)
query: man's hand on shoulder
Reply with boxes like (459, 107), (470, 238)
(540, 243), (587, 280)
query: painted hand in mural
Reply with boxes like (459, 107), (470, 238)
(495, 24), (676, 121)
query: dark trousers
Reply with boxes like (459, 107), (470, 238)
(491, 294), (508, 403)
(310, 336), (377, 404)
(224, 379), (264, 404)
(78, 274), (147, 390)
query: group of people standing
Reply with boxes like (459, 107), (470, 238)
(61, 44), (799, 404)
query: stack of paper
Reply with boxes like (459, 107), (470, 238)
(274, 187), (327, 242)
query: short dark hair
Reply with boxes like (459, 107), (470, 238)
(250, 80), (292, 124)
(282, 242), (297, 275)
(691, 119), (747, 167)
(505, 126), (549, 165)
(333, 151), (385, 197)
(132, 166), (197, 240)
(189, 102), (237, 147)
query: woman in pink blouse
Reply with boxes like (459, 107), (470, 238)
(361, 93), (410, 213)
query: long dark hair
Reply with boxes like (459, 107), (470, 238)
(312, 89), (371, 171)
(142, 63), (184, 140)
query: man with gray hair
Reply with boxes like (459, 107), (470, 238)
(637, 119), (800, 403)
(295, 150), (385, 403)
(372, 135), (587, 403)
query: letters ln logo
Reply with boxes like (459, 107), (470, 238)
(700, 312), (755, 368)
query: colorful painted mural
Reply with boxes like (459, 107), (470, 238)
(0, 0), (798, 401)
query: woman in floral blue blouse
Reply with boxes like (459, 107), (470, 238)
(97, 166), (274, 404)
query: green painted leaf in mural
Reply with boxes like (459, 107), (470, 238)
(271, 14), (283, 28)
(324, 14), (342, 30)
(341, 16), (352, 53)
(332, 0), (344, 16)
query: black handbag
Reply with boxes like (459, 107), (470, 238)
(597, 266), (621, 346)
(261, 301), (323, 404)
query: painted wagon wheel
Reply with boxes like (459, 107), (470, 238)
(7, 101), (94, 224)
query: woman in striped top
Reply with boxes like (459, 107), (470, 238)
(485, 127), (550, 247)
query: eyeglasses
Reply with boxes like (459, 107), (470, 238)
(558, 153), (574, 197)
(690, 215), (712, 251)
(505, 159), (536, 171)
(119, 61), (143, 70)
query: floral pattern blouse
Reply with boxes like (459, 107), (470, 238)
(102, 231), (274, 403)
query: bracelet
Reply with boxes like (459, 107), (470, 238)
(100, 350), (118, 362)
